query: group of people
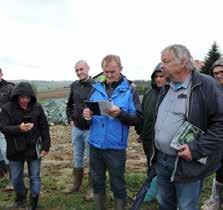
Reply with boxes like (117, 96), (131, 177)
(63, 45), (223, 210)
(0, 44), (223, 210)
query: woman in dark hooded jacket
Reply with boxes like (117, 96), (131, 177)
(0, 82), (50, 210)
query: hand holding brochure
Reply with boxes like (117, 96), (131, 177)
(170, 121), (204, 150)
(85, 101), (114, 116)
(170, 121), (207, 164)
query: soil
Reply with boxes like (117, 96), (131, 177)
(0, 125), (148, 209)
(42, 125), (147, 177)
(37, 89), (70, 100)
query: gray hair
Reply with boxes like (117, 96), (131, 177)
(161, 44), (194, 70)
(75, 60), (89, 69)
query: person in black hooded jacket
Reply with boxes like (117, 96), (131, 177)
(139, 63), (168, 166)
(0, 82), (50, 209)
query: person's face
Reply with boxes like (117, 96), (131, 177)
(103, 60), (122, 83)
(213, 66), (223, 85)
(75, 63), (89, 81)
(154, 71), (167, 87)
(18, 95), (31, 110)
(161, 51), (182, 81)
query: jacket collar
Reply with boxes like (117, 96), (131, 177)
(160, 69), (202, 94)
(93, 77), (129, 98)
(190, 69), (203, 89)
(77, 78), (94, 87)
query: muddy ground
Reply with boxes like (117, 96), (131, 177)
(1, 125), (147, 209)
(42, 125), (147, 177)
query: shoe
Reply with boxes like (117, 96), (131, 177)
(63, 168), (84, 194)
(85, 173), (94, 201)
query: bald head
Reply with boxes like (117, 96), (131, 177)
(74, 60), (90, 81)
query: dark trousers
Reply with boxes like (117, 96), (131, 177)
(89, 145), (127, 200)
(216, 159), (223, 183)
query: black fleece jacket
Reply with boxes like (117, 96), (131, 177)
(0, 82), (51, 161)
(66, 78), (95, 130)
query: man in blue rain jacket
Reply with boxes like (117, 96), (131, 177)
(83, 54), (143, 210)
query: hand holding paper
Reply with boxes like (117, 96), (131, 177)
(105, 105), (121, 118)
(85, 101), (117, 117)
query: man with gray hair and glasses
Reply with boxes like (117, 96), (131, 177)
(147, 44), (223, 210)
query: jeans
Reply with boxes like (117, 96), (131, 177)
(90, 145), (127, 200)
(72, 126), (89, 168)
(0, 131), (8, 165)
(10, 159), (41, 195)
(155, 151), (201, 210)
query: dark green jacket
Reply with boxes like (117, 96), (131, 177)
(140, 69), (163, 156)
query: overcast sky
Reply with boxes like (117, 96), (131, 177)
(0, 0), (222, 81)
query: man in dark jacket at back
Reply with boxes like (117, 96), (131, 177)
(0, 68), (14, 189)
(65, 60), (95, 200)
(0, 82), (50, 209)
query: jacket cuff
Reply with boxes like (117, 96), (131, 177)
(42, 146), (50, 152)
(188, 143), (203, 160)
(117, 110), (127, 120)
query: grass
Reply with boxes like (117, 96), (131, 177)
(0, 171), (215, 210)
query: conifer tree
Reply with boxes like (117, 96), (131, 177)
(201, 42), (221, 75)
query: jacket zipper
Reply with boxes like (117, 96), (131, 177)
(170, 81), (201, 182)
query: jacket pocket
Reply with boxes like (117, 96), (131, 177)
(176, 155), (219, 180)
(108, 119), (124, 146)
